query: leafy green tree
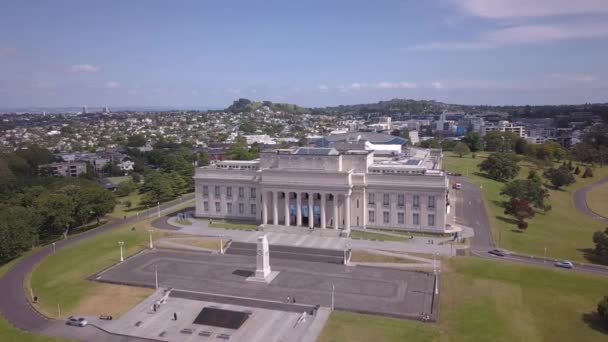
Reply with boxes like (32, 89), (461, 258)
(80, 187), (115, 223)
(197, 150), (210, 167)
(504, 198), (535, 230)
(115, 180), (137, 197)
(592, 228), (608, 264)
(543, 166), (575, 189)
(501, 176), (550, 212)
(574, 166), (580, 175)
(598, 296), (608, 323)
(478, 153), (520, 182)
(582, 167), (594, 178)
(0, 206), (39, 262)
(127, 134), (147, 147)
(225, 136), (255, 160)
(131, 172), (142, 184)
(34, 192), (75, 239)
(462, 132), (483, 152)
(453, 142), (471, 157)
(484, 131), (517, 152)
(514, 137), (528, 154)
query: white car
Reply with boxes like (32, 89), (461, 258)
(554, 260), (574, 269)
(66, 316), (88, 327)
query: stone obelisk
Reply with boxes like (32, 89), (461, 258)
(247, 234), (279, 283)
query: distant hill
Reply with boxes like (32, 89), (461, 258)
(314, 98), (450, 115)
(226, 98), (310, 114)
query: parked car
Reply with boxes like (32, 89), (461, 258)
(66, 316), (88, 327)
(452, 183), (462, 190)
(554, 260), (574, 269)
(488, 249), (508, 257)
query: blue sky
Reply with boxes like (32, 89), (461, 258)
(1, 0), (607, 108)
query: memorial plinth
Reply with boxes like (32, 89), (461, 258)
(246, 235), (279, 283)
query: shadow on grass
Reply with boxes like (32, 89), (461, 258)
(496, 215), (519, 225)
(582, 312), (608, 335)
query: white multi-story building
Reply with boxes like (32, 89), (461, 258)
(483, 121), (526, 137)
(194, 147), (451, 234)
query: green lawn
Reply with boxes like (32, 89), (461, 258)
(586, 181), (608, 219)
(319, 257), (608, 342)
(28, 221), (153, 318)
(0, 255), (68, 342)
(106, 176), (131, 184)
(206, 219), (258, 231)
(350, 230), (410, 242)
(110, 191), (146, 219)
(443, 152), (608, 262)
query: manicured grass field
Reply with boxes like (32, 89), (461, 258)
(110, 191), (146, 219)
(28, 220), (158, 319)
(586, 181), (608, 219)
(350, 250), (422, 264)
(207, 219), (258, 231)
(318, 257), (608, 342)
(443, 152), (608, 262)
(350, 230), (410, 242)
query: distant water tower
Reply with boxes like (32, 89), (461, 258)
(102, 106), (110, 114)
(82, 105), (88, 114)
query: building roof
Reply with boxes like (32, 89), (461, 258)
(319, 132), (407, 146)
(294, 147), (339, 156)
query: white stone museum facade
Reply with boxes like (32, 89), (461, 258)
(194, 147), (451, 234)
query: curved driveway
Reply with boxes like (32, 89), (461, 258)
(573, 176), (608, 224)
(0, 194), (194, 342)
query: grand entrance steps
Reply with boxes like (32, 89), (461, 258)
(260, 224), (344, 238)
(226, 242), (345, 264)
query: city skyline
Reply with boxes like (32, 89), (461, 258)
(1, 0), (608, 108)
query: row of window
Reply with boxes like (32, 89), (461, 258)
(368, 193), (435, 209)
(369, 169), (425, 175)
(203, 201), (257, 215)
(202, 185), (256, 200)
(368, 210), (435, 226)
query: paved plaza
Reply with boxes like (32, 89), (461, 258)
(96, 249), (436, 319)
(84, 288), (328, 342)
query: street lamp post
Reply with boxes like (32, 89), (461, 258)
(118, 241), (124, 262)
(544, 247), (547, 263)
(331, 283), (335, 311)
(155, 265), (158, 289)
(157, 201), (161, 218)
(148, 229), (154, 249)
(52, 242), (56, 253)
(219, 235), (224, 254)
(433, 253), (439, 295)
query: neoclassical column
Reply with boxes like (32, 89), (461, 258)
(296, 192), (302, 226)
(308, 192), (314, 228)
(320, 193), (326, 229)
(262, 190), (268, 225)
(284, 191), (290, 226)
(345, 193), (351, 231)
(362, 188), (367, 229)
(333, 194), (339, 230)
(273, 191), (279, 225)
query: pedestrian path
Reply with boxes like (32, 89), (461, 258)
(159, 217), (462, 256)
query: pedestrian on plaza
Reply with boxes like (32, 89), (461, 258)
(287, 296), (291, 303)
(153, 304), (157, 312)
(292, 297), (296, 304)
(33, 296), (38, 303)
(174, 312), (177, 321)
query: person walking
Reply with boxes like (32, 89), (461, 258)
(173, 312), (177, 321)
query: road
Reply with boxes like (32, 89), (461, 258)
(452, 176), (608, 277)
(0, 194), (194, 342)
(573, 176), (608, 224)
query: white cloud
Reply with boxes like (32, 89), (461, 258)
(454, 0), (608, 19)
(317, 84), (329, 91)
(411, 21), (608, 50)
(0, 47), (17, 56)
(548, 73), (597, 82)
(430, 81), (444, 90)
(191, 89), (200, 96)
(374, 81), (418, 89)
(68, 64), (100, 73)
(105, 81), (120, 89)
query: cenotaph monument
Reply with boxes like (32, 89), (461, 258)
(246, 234), (279, 283)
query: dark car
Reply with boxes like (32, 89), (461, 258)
(488, 249), (508, 257)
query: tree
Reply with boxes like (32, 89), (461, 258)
(225, 136), (254, 160)
(115, 180), (137, 197)
(574, 165), (580, 175)
(582, 167), (594, 178)
(504, 198), (535, 230)
(0, 206), (39, 262)
(34, 192), (75, 239)
(453, 142), (471, 158)
(80, 187), (115, 223)
(514, 137), (528, 154)
(197, 150), (209, 167)
(131, 172), (142, 184)
(592, 228), (608, 264)
(543, 166), (575, 189)
(126, 134), (147, 147)
(598, 296), (608, 323)
(501, 176), (550, 212)
(462, 132), (482, 152)
(478, 153), (520, 182)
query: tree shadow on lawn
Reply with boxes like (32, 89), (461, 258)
(496, 215), (518, 225)
(582, 312), (608, 335)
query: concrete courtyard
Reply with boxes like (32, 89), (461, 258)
(95, 249), (436, 320)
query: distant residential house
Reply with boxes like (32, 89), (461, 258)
(118, 160), (134, 172)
